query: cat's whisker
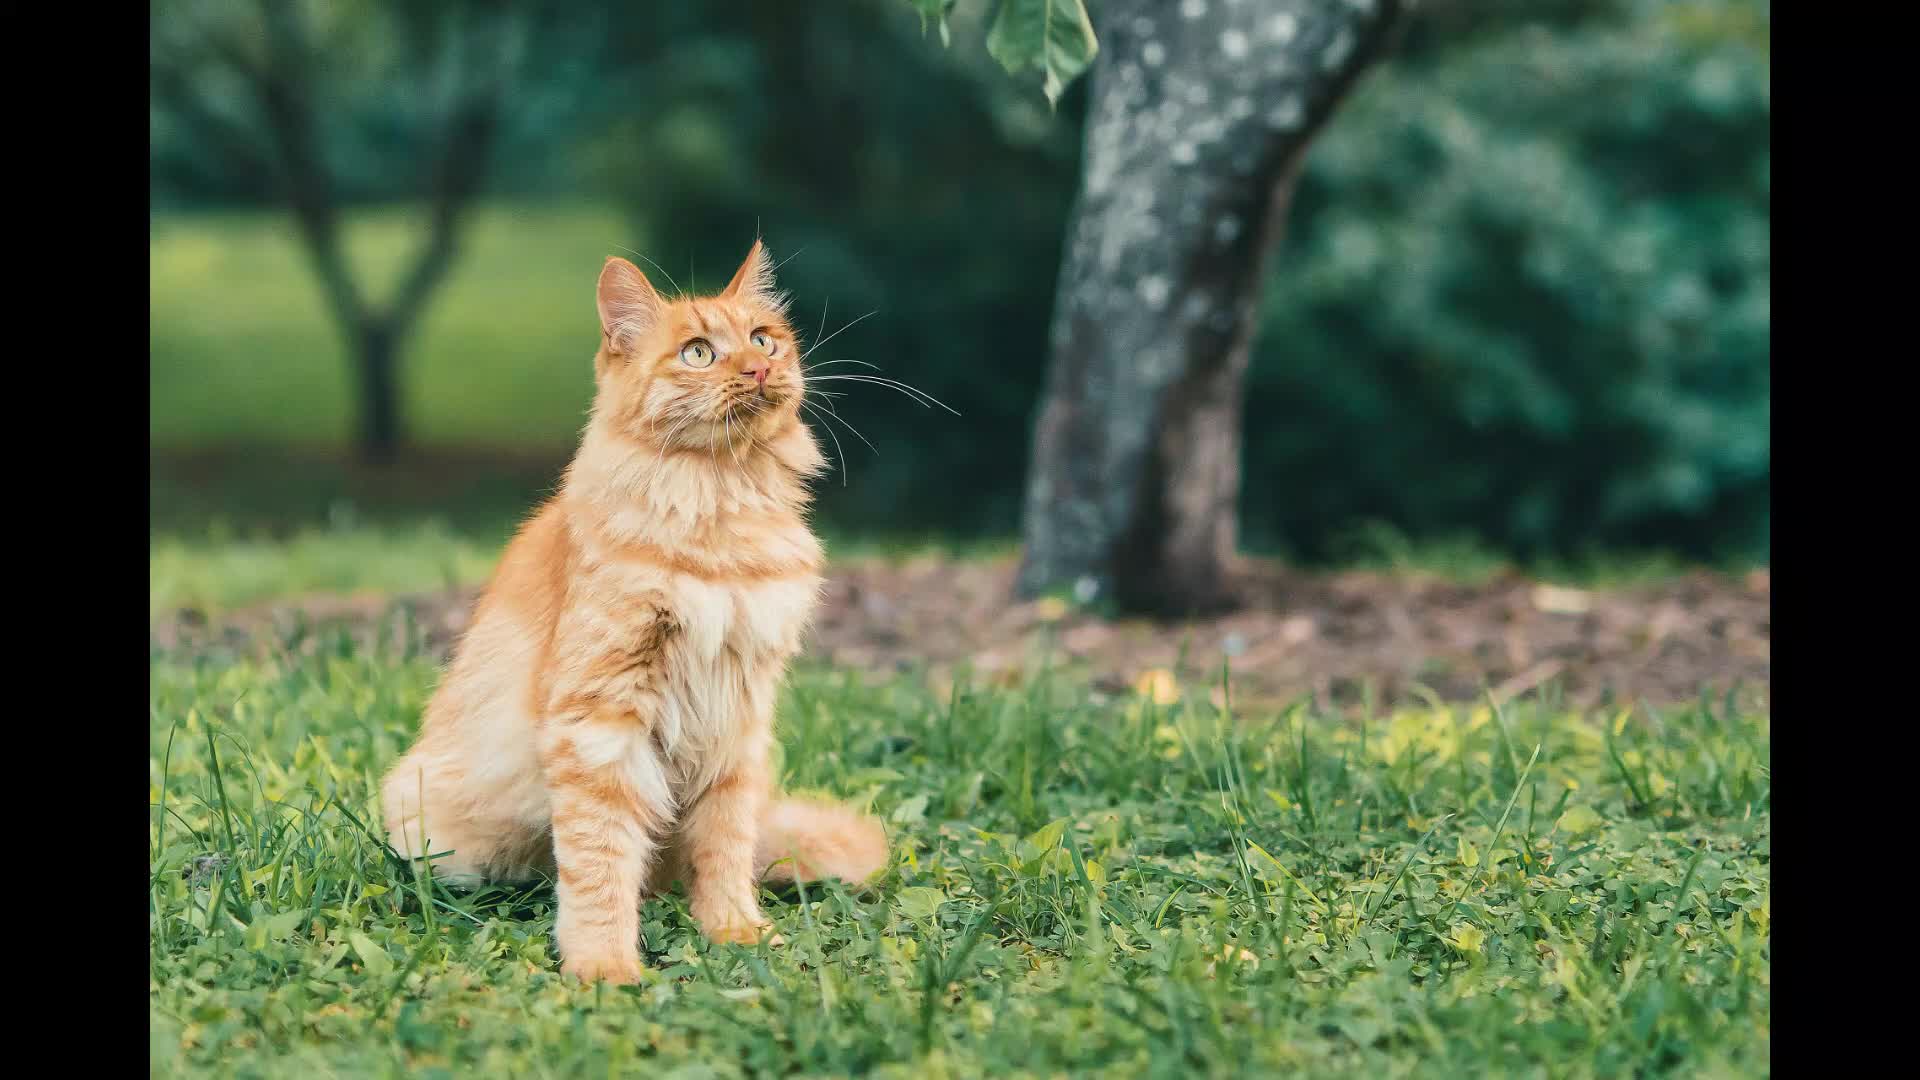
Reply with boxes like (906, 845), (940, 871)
(652, 412), (684, 456)
(802, 358), (881, 373)
(652, 406), (703, 471)
(611, 244), (685, 299)
(798, 310), (878, 364)
(797, 400), (849, 487)
(659, 406), (700, 449)
(735, 398), (765, 447)
(802, 398), (879, 458)
(722, 407), (745, 471)
(805, 374), (960, 416)
(706, 405), (729, 468)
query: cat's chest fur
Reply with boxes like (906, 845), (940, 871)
(661, 572), (822, 667)
(557, 437), (825, 777)
(640, 565), (821, 787)
(568, 501), (822, 747)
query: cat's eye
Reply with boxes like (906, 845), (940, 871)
(680, 339), (715, 368)
(751, 330), (777, 355)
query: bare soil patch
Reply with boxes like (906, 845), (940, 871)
(152, 555), (1768, 711)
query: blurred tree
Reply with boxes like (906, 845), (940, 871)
(1015, 0), (1410, 614)
(150, 0), (555, 463)
(611, 0), (1763, 568)
(149, 0), (1768, 566)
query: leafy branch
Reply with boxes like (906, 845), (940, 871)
(908, 0), (1099, 106)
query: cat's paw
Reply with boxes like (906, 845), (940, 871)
(561, 952), (645, 986)
(700, 914), (783, 948)
(693, 894), (777, 946)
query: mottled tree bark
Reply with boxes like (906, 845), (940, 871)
(1018, 0), (1409, 615)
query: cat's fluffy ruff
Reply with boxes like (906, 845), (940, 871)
(380, 243), (887, 984)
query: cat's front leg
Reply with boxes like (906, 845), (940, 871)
(540, 708), (674, 985)
(683, 731), (778, 946)
(539, 599), (684, 984)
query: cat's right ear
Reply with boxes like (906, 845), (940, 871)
(597, 256), (663, 362)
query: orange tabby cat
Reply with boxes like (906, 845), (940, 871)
(380, 242), (888, 984)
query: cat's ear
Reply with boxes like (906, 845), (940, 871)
(720, 238), (787, 313)
(597, 256), (663, 357)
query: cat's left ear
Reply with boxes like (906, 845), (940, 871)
(720, 238), (787, 313)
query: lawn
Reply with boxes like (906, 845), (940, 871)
(150, 206), (1768, 1078)
(151, 203), (628, 452)
(149, 627), (1769, 1077)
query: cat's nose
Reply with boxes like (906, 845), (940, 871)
(743, 363), (769, 387)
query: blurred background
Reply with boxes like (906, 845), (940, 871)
(150, 0), (1769, 617)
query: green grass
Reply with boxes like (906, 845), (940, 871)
(151, 631), (1769, 1077)
(149, 524), (1018, 617)
(146, 504), (1718, 617)
(151, 205), (1767, 1073)
(147, 439), (1018, 617)
(149, 508), (1020, 616)
(151, 203), (628, 451)
(150, 523), (504, 618)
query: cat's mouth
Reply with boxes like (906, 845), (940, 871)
(728, 385), (786, 412)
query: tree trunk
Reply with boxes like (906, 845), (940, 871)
(1017, 0), (1408, 615)
(355, 320), (403, 465)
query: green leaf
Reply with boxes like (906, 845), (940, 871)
(350, 931), (395, 976)
(152, 843), (200, 873)
(1556, 805), (1605, 837)
(1244, 841), (1328, 912)
(895, 887), (947, 921)
(1019, 817), (1070, 863)
(986, 0), (1099, 106)
(1364, 930), (1398, 966)
(308, 942), (349, 977)
(904, 0), (957, 48)
(266, 909), (308, 939)
(1448, 923), (1486, 955)
(890, 793), (930, 825)
(1457, 835), (1481, 868)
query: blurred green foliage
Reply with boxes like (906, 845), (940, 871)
(583, 0), (1083, 535)
(149, 0), (623, 209)
(150, 0), (1768, 564)
(1247, 0), (1770, 562)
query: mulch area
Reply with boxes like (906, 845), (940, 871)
(152, 556), (1769, 712)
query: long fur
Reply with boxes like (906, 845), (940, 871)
(379, 243), (887, 984)
(756, 796), (890, 886)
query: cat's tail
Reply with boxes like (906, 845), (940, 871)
(755, 795), (889, 888)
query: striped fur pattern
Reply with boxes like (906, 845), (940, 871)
(380, 242), (888, 984)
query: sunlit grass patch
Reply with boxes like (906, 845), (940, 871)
(151, 637), (1769, 1076)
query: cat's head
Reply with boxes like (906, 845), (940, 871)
(590, 241), (805, 449)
